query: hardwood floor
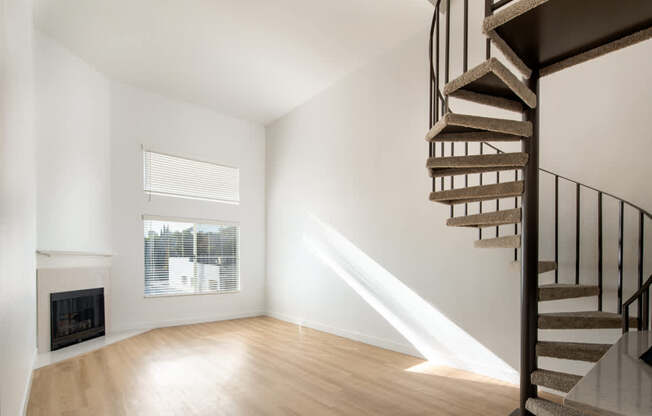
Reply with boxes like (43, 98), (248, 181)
(28, 317), (523, 415)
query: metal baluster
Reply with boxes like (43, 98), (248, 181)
(554, 176), (559, 284)
(436, 6), (440, 116)
(479, 143), (483, 240)
(465, 142), (468, 216)
(618, 201), (624, 314)
(459, 0), (468, 218)
(463, 0), (468, 72)
(450, 142), (454, 218)
(444, 0), (450, 113)
(644, 275), (650, 331)
(429, 10), (435, 192)
(638, 212), (644, 330)
(441, 143), (444, 191)
(576, 183), (580, 284)
(598, 192), (603, 311)
(496, 163), (500, 238)
(514, 169), (518, 261)
(485, 0), (491, 59)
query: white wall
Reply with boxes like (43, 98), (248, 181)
(110, 82), (266, 332)
(540, 40), (652, 211)
(0, 0), (37, 414)
(266, 1), (652, 383)
(33, 32), (267, 333)
(34, 32), (112, 254)
(266, 25), (524, 383)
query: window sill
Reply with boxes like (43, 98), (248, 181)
(144, 290), (240, 299)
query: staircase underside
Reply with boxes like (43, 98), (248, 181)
(444, 57), (536, 109)
(446, 208), (521, 228)
(426, 131), (523, 143)
(430, 181), (524, 205)
(425, 113), (532, 141)
(538, 261), (556, 274)
(483, 0), (652, 76)
(475, 235), (521, 249)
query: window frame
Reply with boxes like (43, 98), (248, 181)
(142, 214), (241, 299)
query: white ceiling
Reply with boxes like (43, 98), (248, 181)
(35, 0), (432, 124)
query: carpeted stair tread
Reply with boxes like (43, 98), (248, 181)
(427, 131), (524, 143)
(536, 341), (611, 363)
(444, 57), (537, 109)
(428, 165), (526, 178)
(474, 235), (521, 249)
(525, 398), (583, 416)
(425, 113), (532, 141)
(430, 181), (524, 205)
(427, 152), (528, 169)
(530, 369), (581, 393)
(538, 284), (599, 301)
(539, 311), (637, 329)
(447, 208), (521, 228)
(538, 261), (556, 274)
(427, 153), (528, 177)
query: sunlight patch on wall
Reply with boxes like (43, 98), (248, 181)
(303, 215), (518, 383)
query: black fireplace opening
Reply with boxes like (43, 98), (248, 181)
(50, 288), (105, 351)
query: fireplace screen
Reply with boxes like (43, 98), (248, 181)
(50, 288), (105, 351)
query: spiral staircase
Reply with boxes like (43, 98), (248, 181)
(425, 1), (652, 415)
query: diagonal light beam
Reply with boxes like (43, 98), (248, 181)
(303, 215), (518, 383)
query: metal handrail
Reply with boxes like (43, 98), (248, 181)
(623, 274), (652, 332)
(481, 141), (652, 219)
(429, 0), (445, 129)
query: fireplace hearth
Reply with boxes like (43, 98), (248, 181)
(50, 288), (105, 351)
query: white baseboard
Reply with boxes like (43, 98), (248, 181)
(265, 311), (423, 358)
(110, 310), (265, 333)
(21, 347), (38, 416)
(266, 311), (519, 385)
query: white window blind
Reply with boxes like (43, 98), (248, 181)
(143, 217), (240, 297)
(143, 149), (239, 203)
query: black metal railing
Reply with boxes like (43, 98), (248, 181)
(427, 1), (650, 415)
(481, 142), (652, 315)
(623, 275), (652, 332)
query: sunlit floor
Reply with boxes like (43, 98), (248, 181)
(28, 317), (524, 415)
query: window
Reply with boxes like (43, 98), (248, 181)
(143, 149), (239, 203)
(143, 217), (240, 297)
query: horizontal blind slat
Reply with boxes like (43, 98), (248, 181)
(144, 150), (239, 203)
(144, 218), (240, 296)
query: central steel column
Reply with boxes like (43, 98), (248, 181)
(520, 69), (540, 415)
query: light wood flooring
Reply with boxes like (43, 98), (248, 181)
(28, 316), (525, 415)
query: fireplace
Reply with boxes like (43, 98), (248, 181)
(50, 288), (105, 351)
